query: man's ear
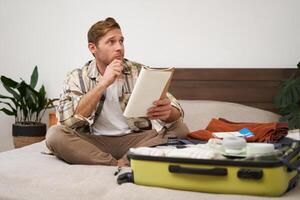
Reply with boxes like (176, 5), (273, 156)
(88, 43), (97, 54)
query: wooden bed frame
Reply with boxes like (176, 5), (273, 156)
(169, 68), (297, 113)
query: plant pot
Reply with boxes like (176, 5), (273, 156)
(12, 122), (47, 148)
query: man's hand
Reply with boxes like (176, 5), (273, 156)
(101, 59), (123, 87)
(147, 98), (173, 121)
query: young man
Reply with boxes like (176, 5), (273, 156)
(46, 17), (189, 166)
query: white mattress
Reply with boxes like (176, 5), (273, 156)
(0, 141), (300, 200)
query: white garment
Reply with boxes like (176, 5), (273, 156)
(92, 81), (131, 136)
(129, 144), (225, 160)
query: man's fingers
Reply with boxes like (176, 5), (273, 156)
(113, 62), (124, 72)
(150, 110), (171, 117)
(147, 110), (171, 120)
(148, 104), (172, 113)
(154, 98), (170, 106)
(109, 59), (123, 68)
(114, 70), (122, 76)
(107, 60), (123, 74)
(113, 67), (122, 74)
(109, 59), (120, 67)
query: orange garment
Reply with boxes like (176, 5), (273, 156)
(188, 118), (288, 142)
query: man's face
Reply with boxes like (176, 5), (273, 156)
(89, 28), (125, 67)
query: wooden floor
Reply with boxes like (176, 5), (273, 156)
(169, 68), (298, 112)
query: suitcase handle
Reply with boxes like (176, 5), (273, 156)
(169, 165), (227, 176)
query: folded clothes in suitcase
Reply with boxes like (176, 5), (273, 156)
(118, 139), (300, 196)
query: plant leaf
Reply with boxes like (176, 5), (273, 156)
(0, 107), (15, 116)
(0, 100), (17, 115)
(2, 83), (21, 102)
(273, 76), (300, 108)
(0, 76), (18, 88)
(0, 94), (14, 100)
(30, 66), (38, 89)
(45, 98), (59, 109)
(0, 94), (20, 111)
(278, 104), (300, 129)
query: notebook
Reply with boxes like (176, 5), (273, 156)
(123, 66), (174, 118)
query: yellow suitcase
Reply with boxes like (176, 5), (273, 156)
(118, 141), (300, 196)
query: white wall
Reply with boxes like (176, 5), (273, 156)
(0, 0), (299, 152)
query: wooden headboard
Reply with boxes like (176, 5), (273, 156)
(169, 68), (297, 113)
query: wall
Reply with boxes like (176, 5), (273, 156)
(0, 0), (299, 152)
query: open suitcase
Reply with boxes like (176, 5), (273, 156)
(118, 140), (300, 196)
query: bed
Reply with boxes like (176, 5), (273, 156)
(0, 68), (299, 200)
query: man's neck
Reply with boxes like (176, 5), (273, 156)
(96, 59), (106, 76)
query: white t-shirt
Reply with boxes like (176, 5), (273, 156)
(92, 81), (131, 136)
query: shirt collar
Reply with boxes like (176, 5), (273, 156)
(87, 59), (100, 80)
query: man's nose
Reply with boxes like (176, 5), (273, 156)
(115, 42), (124, 51)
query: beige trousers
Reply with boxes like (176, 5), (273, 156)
(45, 121), (189, 166)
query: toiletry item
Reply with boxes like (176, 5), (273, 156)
(222, 136), (247, 156)
(247, 143), (275, 156)
(212, 131), (243, 138)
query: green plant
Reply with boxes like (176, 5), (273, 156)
(273, 62), (300, 129)
(0, 66), (56, 124)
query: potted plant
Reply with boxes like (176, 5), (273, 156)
(0, 66), (56, 148)
(273, 62), (300, 133)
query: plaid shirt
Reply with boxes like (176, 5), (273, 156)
(56, 59), (184, 133)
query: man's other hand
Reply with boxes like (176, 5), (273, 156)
(147, 98), (172, 121)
